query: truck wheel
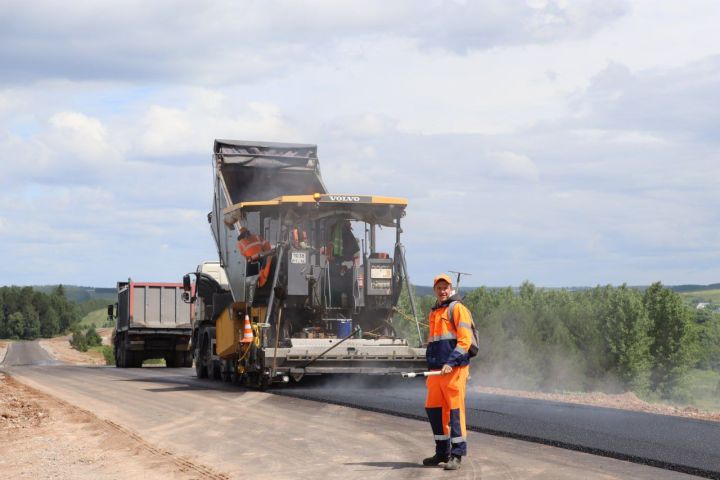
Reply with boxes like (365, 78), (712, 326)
(183, 352), (193, 368)
(166, 352), (187, 368)
(195, 346), (208, 378)
(220, 360), (231, 382)
(117, 347), (128, 368)
(209, 359), (222, 380)
(230, 361), (239, 384)
(129, 352), (143, 368)
(165, 354), (177, 368)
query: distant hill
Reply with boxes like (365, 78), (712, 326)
(31, 285), (116, 303)
(413, 283), (720, 298)
(23, 281), (719, 304)
(670, 283), (720, 293)
(413, 286), (476, 297)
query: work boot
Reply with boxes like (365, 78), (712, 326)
(422, 454), (450, 466)
(444, 456), (462, 470)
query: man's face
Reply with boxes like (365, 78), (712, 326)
(433, 280), (452, 303)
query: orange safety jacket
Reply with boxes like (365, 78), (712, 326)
(292, 227), (308, 247)
(426, 295), (473, 370)
(238, 233), (270, 258)
(237, 234), (273, 286)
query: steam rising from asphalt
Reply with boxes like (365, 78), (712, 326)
(468, 355), (627, 395)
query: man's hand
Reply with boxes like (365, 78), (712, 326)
(441, 364), (452, 375)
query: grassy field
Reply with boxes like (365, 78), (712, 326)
(679, 289), (720, 305)
(683, 369), (720, 411)
(143, 358), (167, 366)
(79, 308), (113, 328)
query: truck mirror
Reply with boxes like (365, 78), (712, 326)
(182, 274), (192, 291)
(107, 304), (114, 317)
(182, 291), (196, 304)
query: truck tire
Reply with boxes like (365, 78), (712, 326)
(220, 359), (232, 382)
(117, 346), (128, 368)
(128, 351), (143, 368)
(166, 352), (188, 368)
(230, 361), (239, 384)
(209, 359), (222, 380)
(195, 345), (208, 378)
(183, 352), (193, 368)
(115, 333), (126, 367)
(165, 353), (177, 368)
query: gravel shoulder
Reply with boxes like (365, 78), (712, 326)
(471, 384), (720, 423)
(38, 328), (112, 366)
(0, 371), (228, 480)
(0, 340), (8, 364)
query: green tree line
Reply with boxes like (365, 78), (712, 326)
(0, 285), (80, 340)
(396, 281), (720, 401)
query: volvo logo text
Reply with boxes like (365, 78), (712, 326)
(329, 195), (361, 202)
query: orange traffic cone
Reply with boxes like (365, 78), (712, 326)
(240, 314), (254, 343)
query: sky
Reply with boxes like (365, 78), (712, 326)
(1, 0), (718, 288)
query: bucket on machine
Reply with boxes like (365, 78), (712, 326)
(337, 319), (353, 338)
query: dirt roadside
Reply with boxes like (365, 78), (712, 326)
(37, 328), (113, 366)
(0, 340), (8, 364)
(0, 371), (229, 480)
(472, 384), (720, 423)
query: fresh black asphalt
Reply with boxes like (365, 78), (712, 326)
(277, 376), (720, 479)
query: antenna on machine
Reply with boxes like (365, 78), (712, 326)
(448, 270), (472, 291)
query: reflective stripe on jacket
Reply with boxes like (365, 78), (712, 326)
(426, 295), (473, 369)
(238, 234), (271, 258)
(237, 234), (273, 287)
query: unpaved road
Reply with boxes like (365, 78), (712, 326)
(0, 372), (227, 480)
(1, 342), (703, 480)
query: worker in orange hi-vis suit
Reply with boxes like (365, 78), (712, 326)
(422, 273), (473, 471)
(237, 227), (273, 287)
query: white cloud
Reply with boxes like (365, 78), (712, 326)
(139, 106), (197, 156)
(1, 2), (719, 287)
(47, 111), (114, 160)
(135, 95), (300, 157)
(487, 151), (539, 180)
(0, 1), (629, 85)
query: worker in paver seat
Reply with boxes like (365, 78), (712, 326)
(329, 220), (360, 263)
(237, 227), (273, 287)
(422, 273), (472, 471)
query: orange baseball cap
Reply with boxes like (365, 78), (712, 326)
(433, 273), (452, 286)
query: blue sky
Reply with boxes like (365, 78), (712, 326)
(1, 0), (718, 288)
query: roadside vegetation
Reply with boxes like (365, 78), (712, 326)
(69, 325), (103, 352)
(0, 285), (115, 341)
(0, 285), (79, 340)
(396, 281), (720, 407)
(96, 345), (115, 364)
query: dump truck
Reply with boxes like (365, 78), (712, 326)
(182, 140), (425, 387)
(109, 280), (193, 368)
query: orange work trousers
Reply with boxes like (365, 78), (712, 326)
(425, 365), (468, 457)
